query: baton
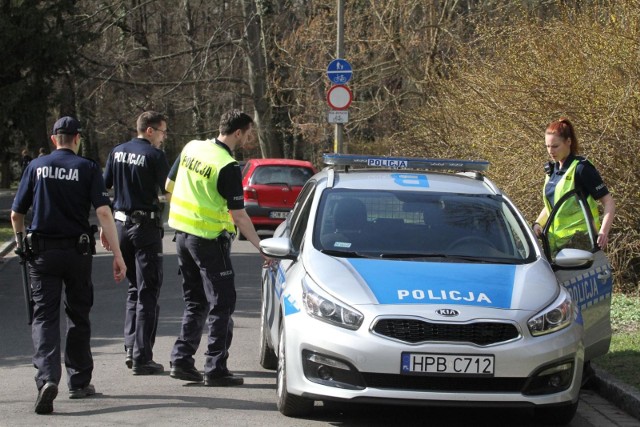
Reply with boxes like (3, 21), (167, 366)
(16, 232), (33, 325)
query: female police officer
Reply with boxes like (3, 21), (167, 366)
(532, 118), (615, 251)
(11, 116), (126, 414)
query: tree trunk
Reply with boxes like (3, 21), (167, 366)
(242, 0), (280, 158)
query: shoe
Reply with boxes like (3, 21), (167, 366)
(125, 347), (133, 369)
(35, 382), (58, 414)
(69, 384), (96, 399)
(170, 364), (203, 382)
(132, 360), (164, 375)
(204, 372), (244, 387)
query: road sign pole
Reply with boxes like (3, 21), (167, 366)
(335, 0), (345, 154)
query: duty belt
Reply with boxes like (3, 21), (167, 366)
(114, 210), (158, 224)
(27, 232), (95, 255)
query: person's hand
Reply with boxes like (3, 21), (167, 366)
(597, 232), (609, 249)
(113, 254), (127, 282)
(532, 223), (543, 237)
(262, 255), (275, 269)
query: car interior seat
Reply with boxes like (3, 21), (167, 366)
(321, 197), (369, 250)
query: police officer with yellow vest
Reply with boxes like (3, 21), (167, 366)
(165, 110), (267, 386)
(102, 111), (170, 375)
(11, 116), (126, 414)
(532, 118), (615, 252)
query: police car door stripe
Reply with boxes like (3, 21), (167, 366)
(348, 259), (516, 308)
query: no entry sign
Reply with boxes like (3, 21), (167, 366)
(327, 84), (353, 110)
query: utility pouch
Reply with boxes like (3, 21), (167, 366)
(77, 233), (91, 255)
(25, 233), (36, 256)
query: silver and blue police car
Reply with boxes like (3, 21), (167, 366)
(258, 154), (612, 424)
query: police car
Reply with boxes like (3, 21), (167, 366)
(258, 154), (612, 424)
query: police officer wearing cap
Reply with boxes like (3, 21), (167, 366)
(102, 111), (170, 375)
(165, 109), (269, 386)
(11, 116), (126, 415)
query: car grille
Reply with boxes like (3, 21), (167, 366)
(361, 372), (526, 392)
(372, 319), (519, 346)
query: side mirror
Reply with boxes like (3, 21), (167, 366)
(260, 237), (297, 260)
(553, 248), (594, 270)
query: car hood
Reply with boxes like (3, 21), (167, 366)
(304, 254), (559, 311)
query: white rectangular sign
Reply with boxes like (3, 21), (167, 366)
(328, 110), (349, 124)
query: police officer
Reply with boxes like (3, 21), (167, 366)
(166, 109), (268, 386)
(10, 116), (126, 414)
(532, 117), (615, 251)
(102, 111), (170, 375)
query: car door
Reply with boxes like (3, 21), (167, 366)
(542, 190), (613, 361)
(263, 181), (317, 344)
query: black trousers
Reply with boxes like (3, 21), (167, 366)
(29, 247), (93, 391)
(117, 219), (163, 364)
(170, 232), (235, 376)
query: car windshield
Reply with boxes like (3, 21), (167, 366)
(313, 189), (535, 263)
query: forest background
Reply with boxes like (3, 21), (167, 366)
(1, 0), (640, 296)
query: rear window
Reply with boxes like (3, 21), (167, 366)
(251, 166), (314, 186)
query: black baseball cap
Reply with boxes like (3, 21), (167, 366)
(52, 116), (82, 135)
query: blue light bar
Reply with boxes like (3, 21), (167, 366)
(323, 154), (489, 172)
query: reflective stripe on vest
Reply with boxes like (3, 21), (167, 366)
(543, 158), (600, 244)
(168, 139), (236, 239)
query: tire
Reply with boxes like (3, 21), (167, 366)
(276, 324), (314, 417)
(534, 401), (579, 425)
(258, 288), (278, 370)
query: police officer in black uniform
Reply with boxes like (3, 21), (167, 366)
(102, 111), (170, 375)
(11, 116), (126, 415)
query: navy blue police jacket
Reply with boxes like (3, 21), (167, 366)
(12, 148), (111, 238)
(103, 138), (170, 213)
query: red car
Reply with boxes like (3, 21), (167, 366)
(240, 158), (316, 237)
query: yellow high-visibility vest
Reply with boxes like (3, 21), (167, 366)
(168, 139), (236, 239)
(543, 158), (600, 252)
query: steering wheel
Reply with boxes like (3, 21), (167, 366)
(447, 236), (497, 251)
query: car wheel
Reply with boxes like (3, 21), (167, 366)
(533, 401), (578, 425)
(276, 323), (314, 417)
(259, 288), (278, 370)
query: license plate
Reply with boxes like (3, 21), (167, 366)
(401, 352), (494, 376)
(269, 211), (288, 219)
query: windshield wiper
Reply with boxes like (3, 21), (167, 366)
(376, 253), (512, 263)
(320, 249), (369, 258)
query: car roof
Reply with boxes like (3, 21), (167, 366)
(322, 170), (499, 195)
(247, 158), (315, 168)
(316, 154), (500, 196)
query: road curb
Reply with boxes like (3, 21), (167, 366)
(0, 239), (15, 258)
(593, 363), (640, 420)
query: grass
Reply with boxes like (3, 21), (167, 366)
(0, 221), (13, 242)
(594, 293), (640, 390)
(0, 219), (637, 390)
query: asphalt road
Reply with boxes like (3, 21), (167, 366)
(0, 216), (638, 426)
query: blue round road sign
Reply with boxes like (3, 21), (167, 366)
(327, 59), (353, 84)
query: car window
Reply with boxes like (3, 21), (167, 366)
(251, 165), (314, 186)
(313, 189), (535, 263)
(289, 181), (316, 250)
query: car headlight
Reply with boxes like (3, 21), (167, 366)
(527, 288), (575, 336)
(302, 278), (364, 330)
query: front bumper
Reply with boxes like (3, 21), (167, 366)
(281, 308), (584, 407)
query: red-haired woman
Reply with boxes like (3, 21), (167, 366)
(532, 118), (615, 251)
